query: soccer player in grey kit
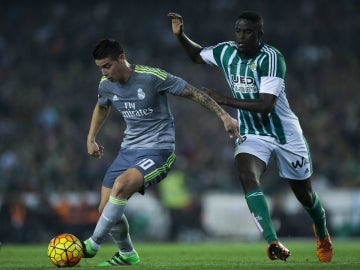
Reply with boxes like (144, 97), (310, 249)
(82, 39), (240, 266)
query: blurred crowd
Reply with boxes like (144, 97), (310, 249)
(0, 0), (359, 242)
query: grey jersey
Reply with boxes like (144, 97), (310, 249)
(97, 64), (186, 150)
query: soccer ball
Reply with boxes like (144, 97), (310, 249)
(47, 233), (83, 267)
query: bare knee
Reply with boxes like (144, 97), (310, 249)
(294, 189), (314, 207)
(111, 169), (144, 199)
(112, 178), (132, 198)
(236, 154), (265, 193)
(288, 179), (314, 208)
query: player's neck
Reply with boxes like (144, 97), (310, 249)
(118, 61), (133, 83)
(239, 43), (262, 59)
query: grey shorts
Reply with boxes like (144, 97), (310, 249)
(102, 148), (176, 193)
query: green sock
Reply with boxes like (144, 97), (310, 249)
(245, 189), (277, 243)
(304, 192), (327, 238)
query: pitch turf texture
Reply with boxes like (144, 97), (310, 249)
(1, 240), (359, 269)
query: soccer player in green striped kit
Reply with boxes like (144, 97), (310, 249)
(168, 11), (333, 262)
(82, 39), (240, 266)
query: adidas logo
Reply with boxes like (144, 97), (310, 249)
(113, 95), (119, 101)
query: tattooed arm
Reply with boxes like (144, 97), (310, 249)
(180, 83), (240, 139)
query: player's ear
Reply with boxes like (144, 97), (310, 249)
(118, 54), (126, 61)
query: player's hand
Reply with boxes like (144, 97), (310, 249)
(222, 114), (241, 139)
(202, 87), (226, 104)
(168, 12), (183, 35)
(87, 141), (104, 159)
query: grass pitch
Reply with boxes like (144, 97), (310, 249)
(0, 239), (359, 269)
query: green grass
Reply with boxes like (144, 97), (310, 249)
(0, 239), (359, 269)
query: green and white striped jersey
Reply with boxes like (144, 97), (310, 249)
(200, 41), (302, 144)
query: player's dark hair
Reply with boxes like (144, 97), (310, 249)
(93, 39), (124, 60)
(236, 11), (264, 32)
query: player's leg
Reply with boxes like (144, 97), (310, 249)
(89, 186), (139, 265)
(83, 186), (111, 257)
(88, 149), (175, 265)
(97, 215), (140, 266)
(236, 153), (290, 261)
(276, 132), (332, 262)
(287, 179), (333, 262)
(287, 179), (327, 236)
(83, 168), (144, 258)
(97, 185), (138, 265)
(235, 136), (290, 261)
(109, 215), (134, 253)
(236, 153), (273, 242)
(97, 149), (175, 266)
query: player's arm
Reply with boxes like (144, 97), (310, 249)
(202, 87), (277, 114)
(87, 103), (110, 159)
(180, 83), (240, 139)
(168, 12), (205, 64)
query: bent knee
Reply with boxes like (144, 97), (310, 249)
(294, 190), (314, 207)
(238, 171), (258, 182)
(238, 171), (261, 192)
(112, 171), (144, 198)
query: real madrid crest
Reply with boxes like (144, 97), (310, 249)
(137, 88), (145, 100)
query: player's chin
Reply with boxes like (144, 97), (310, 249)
(237, 45), (246, 52)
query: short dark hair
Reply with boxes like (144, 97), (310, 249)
(92, 39), (124, 60)
(236, 11), (263, 32)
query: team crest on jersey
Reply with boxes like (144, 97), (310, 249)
(137, 88), (145, 100)
(248, 61), (257, 72)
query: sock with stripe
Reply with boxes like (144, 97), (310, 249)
(91, 196), (128, 245)
(245, 189), (278, 243)
(303, 192), (327, 238)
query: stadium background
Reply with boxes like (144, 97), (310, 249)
(0, 0), (359, 243)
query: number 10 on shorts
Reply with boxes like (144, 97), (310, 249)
(136, 158), (155, 170)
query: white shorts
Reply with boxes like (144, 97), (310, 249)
(234, 133), (313, 180)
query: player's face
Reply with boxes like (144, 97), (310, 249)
(95, 55), (126, 82)
(235, 19), (262, 58)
